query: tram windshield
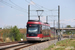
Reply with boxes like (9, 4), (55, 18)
(28, 27), (38, 33)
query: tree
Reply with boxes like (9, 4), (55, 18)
(1, 26), (23, 42)
(66, 25), (71, 28)
(65, 25), (72, 34)
(0, 28), (2, 29)
(10, 26), (22, 41)
(2, 26), (11, 41)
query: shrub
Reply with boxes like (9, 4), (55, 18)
(9, 26), (23, 41)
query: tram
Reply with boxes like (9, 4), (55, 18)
(26, 20), (51, 41)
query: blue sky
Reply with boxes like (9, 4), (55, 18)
(0, 0), (75, 28)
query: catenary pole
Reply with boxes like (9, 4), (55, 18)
(46, 16), (48, 23)
(58, 5), (61, 41)
(58, 5), (60, 29)
(28, 5), (30, 20)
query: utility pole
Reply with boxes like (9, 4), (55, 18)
(28, 5), (30, 20)
(46, 16), (48, 23)
(58, 5), (60, 29)
(58, 5), (61, 41)
(36, 10), (44, 21)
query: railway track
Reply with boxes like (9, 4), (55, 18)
(0, 40), (26, 46)
(0, 40), (47, 50)
(0, 41), (45, 50)
(15, 38), (58, 50)
(0, 36), (68, 50)
(2, 43), (33, 50)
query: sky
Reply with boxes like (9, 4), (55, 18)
(0, 0), (75, 28)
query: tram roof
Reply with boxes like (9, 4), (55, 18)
(27, 20), (50, 26)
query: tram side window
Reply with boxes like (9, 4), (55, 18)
(46, 26), (48, 35)
(42, 25), (46, 35)
(42, 25), (46, 30)
(48, 26), (50, 30)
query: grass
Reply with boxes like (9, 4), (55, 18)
(44, 39), (75, 50)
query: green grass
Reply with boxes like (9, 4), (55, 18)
(44, 39), (75, 50)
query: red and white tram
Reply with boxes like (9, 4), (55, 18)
(26, 20), (51, 41)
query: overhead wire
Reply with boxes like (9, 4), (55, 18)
(25, 0), (42, 10)
(27, 0), (58, 23)
(25, 0), (45, 18)
(0, 0), (28, 13)
(26, 0), (58, 12)
(28, 0), (58, 17)
(25, 0), (58, 18)
(25, 0), (53, 16)
(9, 0), (27, 11)
(27, 0), (48, 11)
(29, 0), (57, 11)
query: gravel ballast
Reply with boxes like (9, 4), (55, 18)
(20, 38), (67, 50)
